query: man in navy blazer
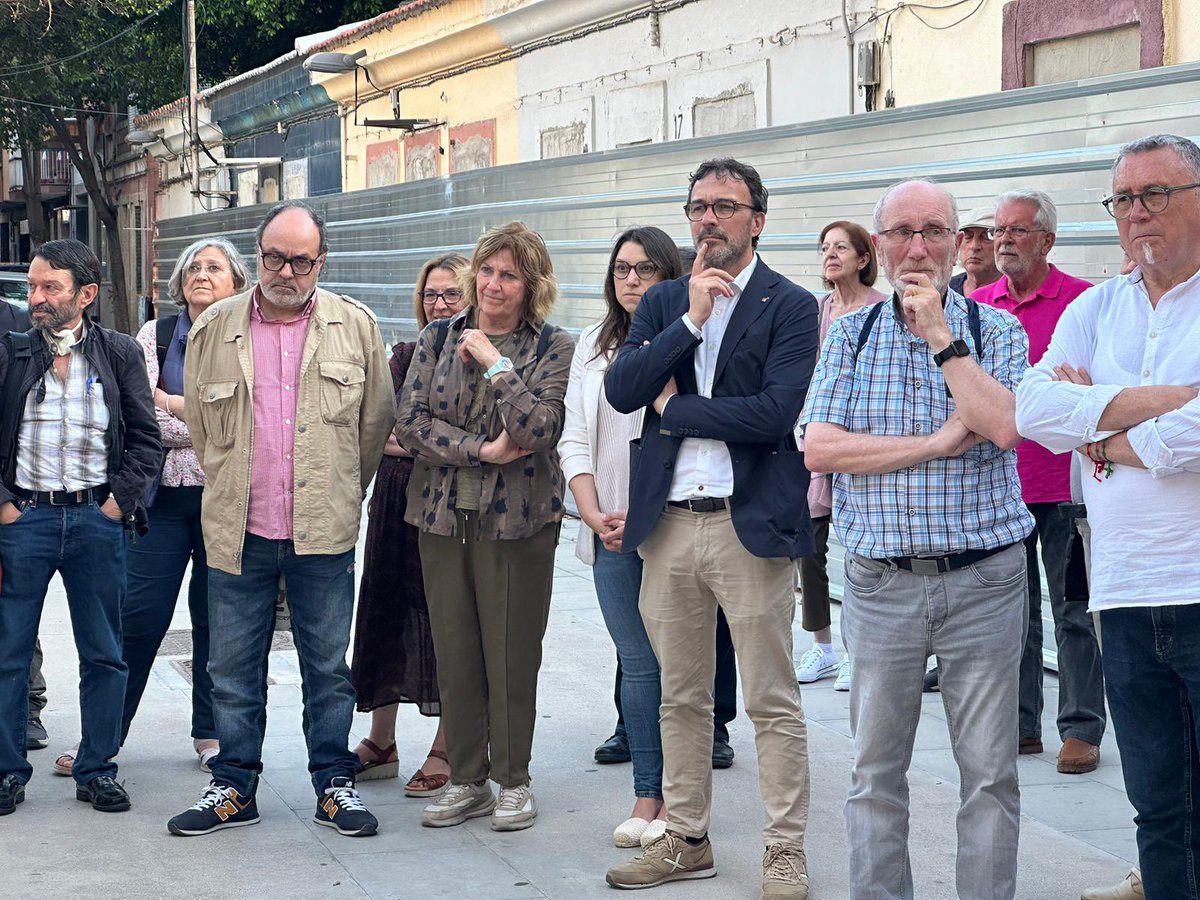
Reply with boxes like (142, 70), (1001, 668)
(603, 158), (818, 899)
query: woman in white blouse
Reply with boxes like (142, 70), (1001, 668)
(560, 226), (682, 848)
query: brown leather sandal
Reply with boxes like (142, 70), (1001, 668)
(354, 738), (399, 781)
(404, 749), (450, 798)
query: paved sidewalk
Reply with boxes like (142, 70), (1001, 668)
(7, 519), (1134, 899)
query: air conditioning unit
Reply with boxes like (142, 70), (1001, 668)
(857, 41), (880, 88)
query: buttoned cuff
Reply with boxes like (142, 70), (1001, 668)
(1126, 420), (1183, 478)
(681, 313), (702, 340)
(1069, 384), (1125, 443)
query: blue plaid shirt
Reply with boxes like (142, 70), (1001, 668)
(801, 290), (1033, 558)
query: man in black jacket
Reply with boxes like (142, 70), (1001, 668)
(0, 240), (161, 816)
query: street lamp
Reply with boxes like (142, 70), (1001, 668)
(303, 49), (439, 133)
(127, 129), (165, 147)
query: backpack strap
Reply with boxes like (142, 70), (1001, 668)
(855, 297), (984, 360)
(431, 317), (451, 359)
(155, 315), (178, 374)
(534, 323), (559, 363)
(853, 301), (887, 360)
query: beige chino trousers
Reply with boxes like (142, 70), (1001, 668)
(638, 506), (810, 848)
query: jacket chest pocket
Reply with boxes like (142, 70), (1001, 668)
(198, 380), (240, 448)
(319, 360), (365, 426)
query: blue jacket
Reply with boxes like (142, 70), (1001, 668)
(604, 258), (819, 559)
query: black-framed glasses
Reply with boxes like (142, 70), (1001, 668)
(421, 288), (465, 306)
(987, 226), (1045, 239)
(1102, 183), (1200, 219)
(260, 251), (323, 275)
(612, 261), (660, 279)
(683, 200), (760, 221)
(877, 226), (955, 245)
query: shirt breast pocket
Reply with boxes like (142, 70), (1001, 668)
(318, 360), (366, 426)
(198, 380), (240, 448)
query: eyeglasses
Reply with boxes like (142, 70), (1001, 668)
(260, 251), (322, 275)
(1102, 183), (1200, 219)
(186, 263), (230, 278)
(612, 261), (660, 279)
(421, 288), (465, 306)
(876, 226), (956, 246)
(683, 200), (760, 221)
(987, 226), (1045, 239)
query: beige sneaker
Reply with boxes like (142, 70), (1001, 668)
(606, 831), (716, 889)
(421, 781), (494, 828)
(762, 844), (810, 899)
(1081, 868), (1144, 900)
(491, 782), (537, 831)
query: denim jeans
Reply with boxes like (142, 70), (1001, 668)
(207, 533), (358, 799)
(122, 486), (215, 742)
(1019, 502), (1105, 744)
(1101, 604), (1200, 900)
(0, 502), (128, 785)
(841, 543), (1026, 900)
(594, 542), (662, 798)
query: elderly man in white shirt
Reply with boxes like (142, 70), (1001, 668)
(1016, 133), (1200, 900)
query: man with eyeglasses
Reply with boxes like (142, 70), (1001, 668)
(605, 158), (818, 898)
(803, 179), (1032, 899)
(169, 200), (394, 838)
(970, 190), (1106, 777)
(1018, 134), (1200, 900)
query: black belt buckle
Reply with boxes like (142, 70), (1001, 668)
(908, 556), (950, 576)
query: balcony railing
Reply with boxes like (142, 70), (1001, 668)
(8, 149), (72, 192)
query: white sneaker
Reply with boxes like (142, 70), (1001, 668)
(491, 781), (537, 831)
(833, 658), (852, 692)
(794, 645), (839, 683)
(421, 781), (495, 828)
(613, 816), (651, 848)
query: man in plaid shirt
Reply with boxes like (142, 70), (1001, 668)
(802, 179), (1033, 900)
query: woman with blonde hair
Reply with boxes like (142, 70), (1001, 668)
(351, 253), (468, 796)
(399, 222), (573, 832)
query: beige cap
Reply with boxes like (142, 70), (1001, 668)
(959, 207), (995, 231)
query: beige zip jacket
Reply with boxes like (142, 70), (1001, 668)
(183, 285), (395, 574)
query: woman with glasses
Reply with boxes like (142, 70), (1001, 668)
(54, 239), (250, 777)
(793, 221), (886, 694)
(560, 227), (683, 848)
(351, 254), (468, 796)
(398, 223), (573, 832)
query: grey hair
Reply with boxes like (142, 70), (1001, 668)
(872, 178), (959, 232)
(255, 200), (329, 256)
(1112, 133), (1200, 179)
(166, 237), (250, 303)
(996, 189), (1058, 232)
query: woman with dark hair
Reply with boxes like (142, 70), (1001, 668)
(794, 220), (886, 693)
(351, 253), (468, 796)
(559, 226), (682, 848)
(399, 222), (574, 832)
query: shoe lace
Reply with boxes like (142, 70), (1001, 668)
(496, 785), (529, 811)
(192, 783), (237, 810)
(438, 783), (475, 805)
(797, 646), (828, 670)
(764, 845), (805, 882)
(325, 784), (366, 812)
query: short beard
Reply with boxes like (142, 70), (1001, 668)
(30, 294), (81, 331)
(260, 282), (311, 309)
(696, 228), (750, 271)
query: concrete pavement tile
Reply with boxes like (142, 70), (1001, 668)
(1066, 826), (1139, 863)
(1018, 781), (1138, 834)
(335, 845), (547, 899)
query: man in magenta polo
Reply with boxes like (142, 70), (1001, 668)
(973, 189), (1106, 774)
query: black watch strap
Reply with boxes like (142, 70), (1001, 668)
(933, 339), (970, 368)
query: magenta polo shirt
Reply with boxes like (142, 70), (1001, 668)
(972, 265), (1092, 503)
(246, 288), (314, 540)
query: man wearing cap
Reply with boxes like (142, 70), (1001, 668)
(949, 206), (1001, 297)
(972, 188), (1105, 775)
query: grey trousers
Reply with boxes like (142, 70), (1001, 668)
(841, 543), (1026, 900)
(29, 639), (46, 715)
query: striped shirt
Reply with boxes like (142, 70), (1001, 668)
(801, 290), (1033, 558)
(16, 332), (110, 491)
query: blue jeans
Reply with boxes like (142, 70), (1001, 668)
(0, 501), (128, 784)
(206, 533), (359, 798)
(122, 486), (215, 742)
(594, 542), (663, 799)
(1101, 604), (1200, 900)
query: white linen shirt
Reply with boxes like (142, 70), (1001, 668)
(1015, 267), (1200, 611)
(668, 253), (758, 501)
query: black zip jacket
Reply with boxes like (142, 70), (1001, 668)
(0, 325), (162, 533)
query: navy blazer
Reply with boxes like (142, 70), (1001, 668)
(605, 257), (819, 559)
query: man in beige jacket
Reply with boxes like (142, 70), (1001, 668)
(168, 201), (393, 839)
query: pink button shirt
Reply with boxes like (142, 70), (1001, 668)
(246, 289), (313, 540)
(972, 265), (1092, 503)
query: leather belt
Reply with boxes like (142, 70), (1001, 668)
(666, 497), (730, 513)
(888, 541), (1017, 576)
(14, 484), (111, 508)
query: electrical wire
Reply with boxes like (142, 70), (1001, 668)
(0, 0), (179, 77)
(0, 94), (111, 115)
(908, 0), (988, 30)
